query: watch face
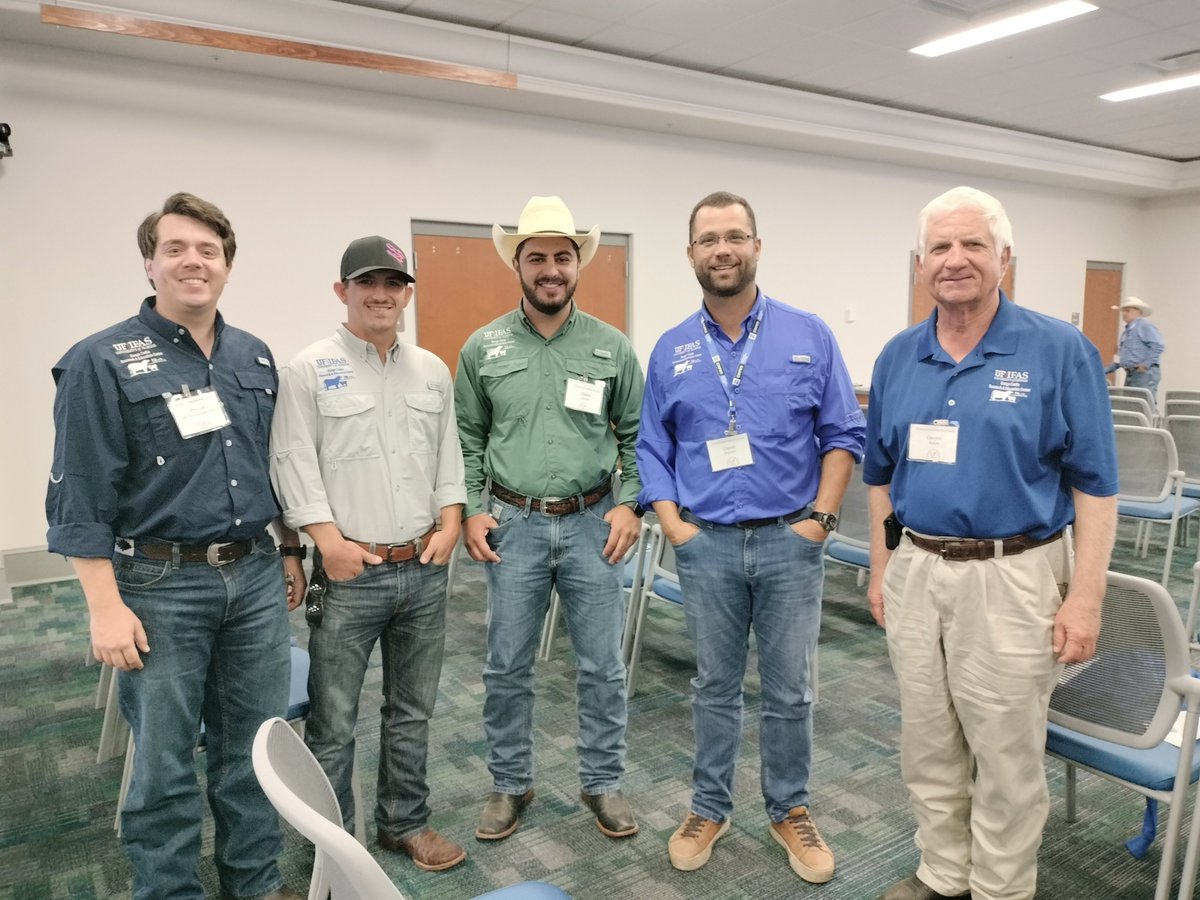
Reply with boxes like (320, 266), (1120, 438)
(811, 512), (837, 532)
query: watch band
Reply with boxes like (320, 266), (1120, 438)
(280, 545), (308, 559)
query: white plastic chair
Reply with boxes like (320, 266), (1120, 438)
(1113, 408), (1151, 428)
(252, 717), (572, 900)
(1114, 425), (1200, 586)
(1046, 570), (1200, 900)
(1112, 395), (1156, 425)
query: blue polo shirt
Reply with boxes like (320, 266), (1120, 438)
(46, 298), (281, 557)
(638, 291), (864, 524)
(863, 294), (1118, 540)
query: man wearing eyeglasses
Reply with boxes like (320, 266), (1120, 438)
(637, 191), (864, 883)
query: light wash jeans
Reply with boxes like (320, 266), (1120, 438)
(672, 512), (825, 824)
(482, 492), (628, 796)
(1125, 365), (1161, 406)
(115, 535), (290, 900)
(304, 555), (449, 839)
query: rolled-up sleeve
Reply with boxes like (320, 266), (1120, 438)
(269, 361), (333, 530)
(432, 370), (467, 511)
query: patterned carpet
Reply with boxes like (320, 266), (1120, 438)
(1, 521), (1197, 899)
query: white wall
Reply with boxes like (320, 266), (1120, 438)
(0, 38), (1159, 551)
(1142, 196), (1200, 394)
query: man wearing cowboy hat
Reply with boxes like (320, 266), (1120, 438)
(1105, 296), (1164, 401)
(454, 196), (644, 842)
(270, 235), (468, 871)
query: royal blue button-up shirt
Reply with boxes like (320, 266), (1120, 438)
(46, 298), (281, 557)
(638, 291), (864, 524)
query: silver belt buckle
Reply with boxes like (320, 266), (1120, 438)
(207, 541), (235, 566)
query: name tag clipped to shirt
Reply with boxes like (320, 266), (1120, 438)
(167, 384), (231, 439)
(564, 378), (605, 415)
(707, 432), (753, 471)
(908, 420), (958, 465)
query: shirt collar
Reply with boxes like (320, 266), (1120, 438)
(699, 290), (765, 335)
(517, 299), (576, 338)
(335, 324), (400, 362)
(918, 290), (1017, 366)
(139, 296), (225, 343)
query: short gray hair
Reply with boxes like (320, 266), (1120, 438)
(916, 186), (1012, 258)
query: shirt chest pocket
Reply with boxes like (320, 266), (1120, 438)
(118, 373), (204, 463)
(480, 355), (533, 419)
(405, 390), (444, 453)
(563, 357), (618, 415)
(742, 366), (818, 437)
(316, 392), (380, 462)
(234, 367), (276, 449)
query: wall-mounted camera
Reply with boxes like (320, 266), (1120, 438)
(0, 123), (12, 158)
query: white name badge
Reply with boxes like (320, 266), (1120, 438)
(564, 377), (605, 415)
(706, 432), (754, 472)
(908, 422), (959, 465)
(167, 387), (231, 439)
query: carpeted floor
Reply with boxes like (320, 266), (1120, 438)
(1, 520), (1197, 899)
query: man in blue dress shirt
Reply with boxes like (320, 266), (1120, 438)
(1106, 296), (1164, 402)
(865, 186), (1118, 900)
(46, 193), (303, 900)
(638, 191), (864, 884)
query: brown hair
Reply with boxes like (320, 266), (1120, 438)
(688, 191), (757, 241)
(137, 192), (237, 266)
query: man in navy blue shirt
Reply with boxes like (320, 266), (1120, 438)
(46, 193), (303, 900)
(638, 191), (864, 883)
(864, 187), (1118, 900)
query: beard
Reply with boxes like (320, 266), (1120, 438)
(520, 273), (576, 316)
(694, 257), (757, 298)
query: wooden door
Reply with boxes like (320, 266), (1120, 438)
(1082, 264), (1122, 378)
(412, 226), (628, 376)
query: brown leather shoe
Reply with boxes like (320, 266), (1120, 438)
(475, 789), (535, 841)
(879, 874), (970, 900)
(378, 826), (466, 872)
(580, 789), (639, 838)
(769, 806), (834, 883)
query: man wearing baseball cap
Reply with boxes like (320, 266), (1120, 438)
(270, 235), (468, 871)
(454, 196), (644, 842)
(1105, 296), (1164, 402)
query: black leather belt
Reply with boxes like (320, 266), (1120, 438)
(905, 529), (1063, 561)
(348, 526), (437, 563)
(117, 538), (254, 566)
(489, 478), (612, 516)
(734, 508), (808, 529)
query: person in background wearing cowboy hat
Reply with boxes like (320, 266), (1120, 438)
(1105, 296), (1164, 403)
(454, 196), (644, 843)
(270, 236), (467, 872)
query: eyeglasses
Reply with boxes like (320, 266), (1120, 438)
(691, 231), (755, 250)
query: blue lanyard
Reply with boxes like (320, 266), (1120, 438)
(700, 310), (762, 435)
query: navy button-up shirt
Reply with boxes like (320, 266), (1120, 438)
(46, 298), (281, 557)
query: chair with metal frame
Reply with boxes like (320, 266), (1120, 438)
(1166, 390), (1200, 405)
(1113, 408), (1151, 428)
(1112, 394), (1156, 426)
(825, 462), (871, 586)
(1110, 385), (1156, 407)
(252, 717), (572, 900)
(1165, 399), (1200, 421)
(1045, 570), (1200, 900)
(1113, 425), (1200, 587)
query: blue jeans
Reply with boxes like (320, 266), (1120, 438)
(115, 535), (290, 900)
(672, 513), (825, 823)
(482, 493), (628, 795)
(305, 556), (448, 838)
(1125, 365), (1160, 404)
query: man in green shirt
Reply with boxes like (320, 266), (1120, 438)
(455, 195), (644, 843)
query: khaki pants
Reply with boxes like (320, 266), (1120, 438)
(883, 534), (1070, 900)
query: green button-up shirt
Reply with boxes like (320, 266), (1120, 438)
(454, 303), (644, 518)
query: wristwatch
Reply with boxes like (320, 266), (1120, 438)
(622, 500), (646, 518)
(280, 545), (308, 559)
(806, 511), (838, 533)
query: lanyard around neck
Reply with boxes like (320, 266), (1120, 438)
(700, 310), (762, 435)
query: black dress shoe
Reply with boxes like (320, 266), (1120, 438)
(475, 789), (534, 841)
(581, 789), (639, 838)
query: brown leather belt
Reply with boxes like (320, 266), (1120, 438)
(118, 538), (254, 566)
(349, 526), (438, 564)
(905, 529), (1063, 561)
(489, 478), (612, 516)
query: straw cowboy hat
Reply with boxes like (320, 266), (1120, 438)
(1114, 296), (1153, 316)
(492, 196), (601, 270)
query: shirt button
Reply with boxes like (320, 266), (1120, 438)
(230, 479), (238, 487)
(948, 399), (956, 407)
(209, 363), (214, 370)
(173, 338), (180, 344)
(156, 456), (165, 466)
(234, 518), (242, 526)
(178, 328), (186, 335)
(225, 439), (232, 447)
